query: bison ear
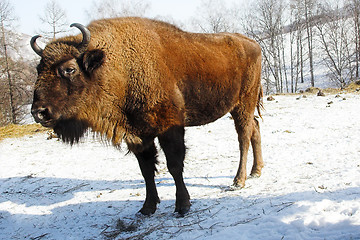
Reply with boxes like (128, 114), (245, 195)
(82, 49), (105, 74)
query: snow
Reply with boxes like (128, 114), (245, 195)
(1, 93), (360, 240)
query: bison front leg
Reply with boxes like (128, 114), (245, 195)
(158, 126), (191, 216)
(134, 141), (160, 215)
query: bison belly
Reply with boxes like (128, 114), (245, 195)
(181, 80), (239, 126)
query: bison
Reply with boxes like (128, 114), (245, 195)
(30, 17), (263, 216)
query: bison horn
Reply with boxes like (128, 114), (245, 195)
(70, 23), (91, 53)
(30, 35), (43, 57)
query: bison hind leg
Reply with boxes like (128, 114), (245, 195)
(231, 107), (263, 188)
(250, 117), (264, 178)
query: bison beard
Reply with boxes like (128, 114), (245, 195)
(53, 119), (89, 145)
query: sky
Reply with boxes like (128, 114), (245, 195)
(10, 0), (238, 36)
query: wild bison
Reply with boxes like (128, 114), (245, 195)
(30, 17), (263, 216)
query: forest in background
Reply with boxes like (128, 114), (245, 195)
(1, 0), (360, 126)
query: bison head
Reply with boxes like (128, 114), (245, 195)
(31, 23), (105, 144)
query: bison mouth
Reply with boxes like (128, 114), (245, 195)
(39, 119), (56, 128)
(31, 107), (57, 128)
(31, 106), (89, 144)
(53, 118), (89, 145)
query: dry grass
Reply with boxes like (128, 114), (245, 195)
(0, 123), (48, 141)
(273, 81), (360, 97)
(345, 80), (360, 92)
(304, 87), (343, 94)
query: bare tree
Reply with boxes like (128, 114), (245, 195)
(39, 0), (68, 40)
(289, 0), (308, 92)
(304, 0), (318, 87)
(316, 1), (355, 87)
(0, 0), (17, 124)
(289, 4), (299, 92)
(86, 0), (151, 20)
(0, 0), (37, 126)
(347, 0), (360, 79)
(190, 0), (240, 33)
(242, 0), (287, 94)
(287, 0), (319, 89)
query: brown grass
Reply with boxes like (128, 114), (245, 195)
(304, 87), (343, 94)
(283, 81), (360, 96)
(345, 80), (360, 92)
(0, 123), (48, 141)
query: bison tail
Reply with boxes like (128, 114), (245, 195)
(257, 84), (264, 120)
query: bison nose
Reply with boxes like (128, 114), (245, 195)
(31, 107), (51, 124)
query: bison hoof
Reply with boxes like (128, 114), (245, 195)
(250, 172), (261, 178)
(139, 206), (157, 216)
(175, 205), (190, 217)
(175, 200), (191, 217)
(224, 185), (242, 192)
(138, 198), (160, 216)
(232, 180), (245, 189)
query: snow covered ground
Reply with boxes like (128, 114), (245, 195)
(1, 93), (360, 240)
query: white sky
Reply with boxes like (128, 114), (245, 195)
(10, 0), (240, 36)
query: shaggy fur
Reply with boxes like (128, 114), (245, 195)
(53, 119), (89, 145)
(31, 17), (264, 215)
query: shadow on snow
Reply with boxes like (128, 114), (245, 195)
(0, 175), (360, 239)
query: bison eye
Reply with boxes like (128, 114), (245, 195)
(65, 68), (76, 74)
(57, 59), (79, 80)
(58, 66), (77, 79)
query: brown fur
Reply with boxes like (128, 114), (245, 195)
(31, 17), (264, 215)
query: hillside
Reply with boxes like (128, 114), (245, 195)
(7, 31), (42, 61)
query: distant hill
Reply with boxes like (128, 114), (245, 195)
(6, 31), (44, 62)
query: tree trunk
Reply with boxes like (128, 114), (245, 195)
(304, 1), (315, 87)
(354, 0), (360, 79)
(1, 20), (16, 124)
